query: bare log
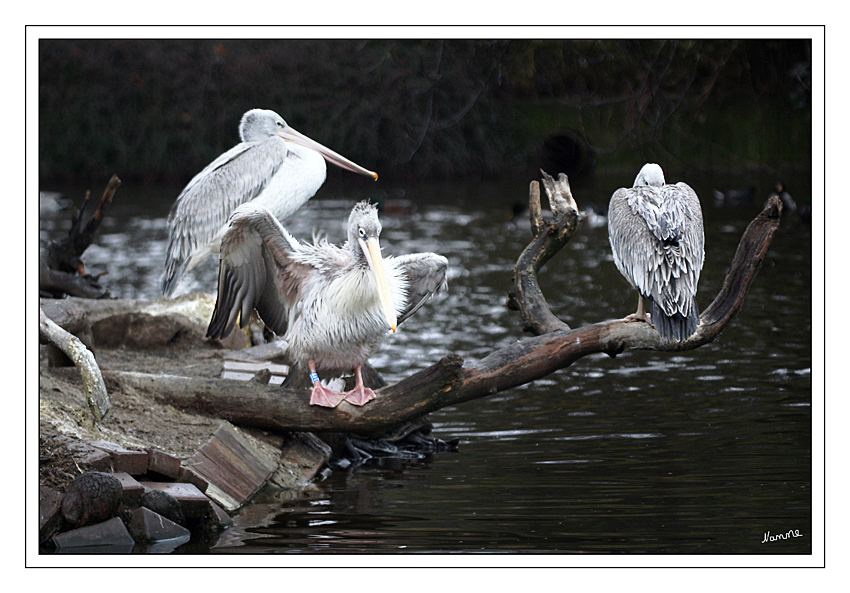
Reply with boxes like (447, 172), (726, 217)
(45, 176), (783, 437)
(39, 308), (111, 423)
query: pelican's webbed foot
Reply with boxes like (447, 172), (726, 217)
(310, 383), (347, 408)
(344, 385), (377, 406)
(343, 364), (377, 406)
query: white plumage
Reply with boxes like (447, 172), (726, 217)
(206, 201), (448, 407)
(608, 163), (705, 341)
(162, 108), (377, 297)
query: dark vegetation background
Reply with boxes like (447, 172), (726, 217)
(38, 38), (812, 187)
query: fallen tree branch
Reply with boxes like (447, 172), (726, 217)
(45, 180), (784, 437)
(39, 308), (111, 423)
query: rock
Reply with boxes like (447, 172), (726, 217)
(52, 516), (134, 552)
(61, 471), (123, 529)
(39, 486), (63, 543)
(140, 490), (186, 527)
(125, 507), (190, 542)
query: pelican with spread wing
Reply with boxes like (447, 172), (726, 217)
(206, 201), (448, 407)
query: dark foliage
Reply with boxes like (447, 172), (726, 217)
(39, 39), (811, 185)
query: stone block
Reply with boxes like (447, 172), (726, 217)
(39, 486), (63, 544)
(281, 432), (332, 482)
(125, 507), (190, 542)
(139, 482), (211, 520)
(183, 423), (277, 511)
(52, 516), (135, 552)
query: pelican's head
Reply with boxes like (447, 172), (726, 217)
(349, 201), (397, 333)
(634, 163), (666, 188)
(239, 109), (287, 142)
(239, 108), (378, 181)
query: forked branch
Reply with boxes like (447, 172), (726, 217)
(95, 177), (783, 436)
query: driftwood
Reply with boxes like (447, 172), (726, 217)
(97, 174), (784, 437)
(39, 175), (121, 299)
(39, 307), (111, 423)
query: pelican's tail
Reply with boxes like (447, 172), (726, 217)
(650, 298), (700, 342)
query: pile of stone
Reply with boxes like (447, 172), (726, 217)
(39, 424), (331, 552)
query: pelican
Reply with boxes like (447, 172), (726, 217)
(162, 108), (378, 297)
(608, 163), (705, 342)
(206, 201), (448, 407)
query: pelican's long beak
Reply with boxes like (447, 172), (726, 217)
(359, 236), (397, 333)
(282, 126), (378, 181)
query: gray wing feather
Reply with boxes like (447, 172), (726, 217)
(163, 137), (289, 296)
(206, 203), (308, 340)
(393, 253), (448, 325)
(608, 183), (704, 319)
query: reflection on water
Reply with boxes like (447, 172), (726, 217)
(40, 171), (812, 554)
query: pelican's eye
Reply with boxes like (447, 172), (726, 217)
(358, 228), (366, 238)
(276, 121), (284, 129)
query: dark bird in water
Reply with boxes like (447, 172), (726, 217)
(765, 181), (798, 214)
(608, 163), (705, 342)
(712, 185), (758, 207)
(162, 108), (378, 297)
(206, 201), (448, 407)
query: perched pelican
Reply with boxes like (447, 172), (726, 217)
(608, 163), (705, 342)
(162, 108), (378, 297)
(206, 201), (448, 407)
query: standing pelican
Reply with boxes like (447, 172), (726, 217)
(206, 201), (448, 407)
(608, 163), (705, 342)
(162, 108), (378, 297)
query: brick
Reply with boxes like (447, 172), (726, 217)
(111, 472), (144, 508)
(177, 464), (209, 493)
(147, 448), (182, 479)
(55, 436), (111, 471)
(87, 440), (149, 475)
(139, 482), (212, 520)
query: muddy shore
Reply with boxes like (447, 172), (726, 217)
(38, 293), (336, 550)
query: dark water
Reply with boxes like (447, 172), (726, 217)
(39, 169), (814, 555)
